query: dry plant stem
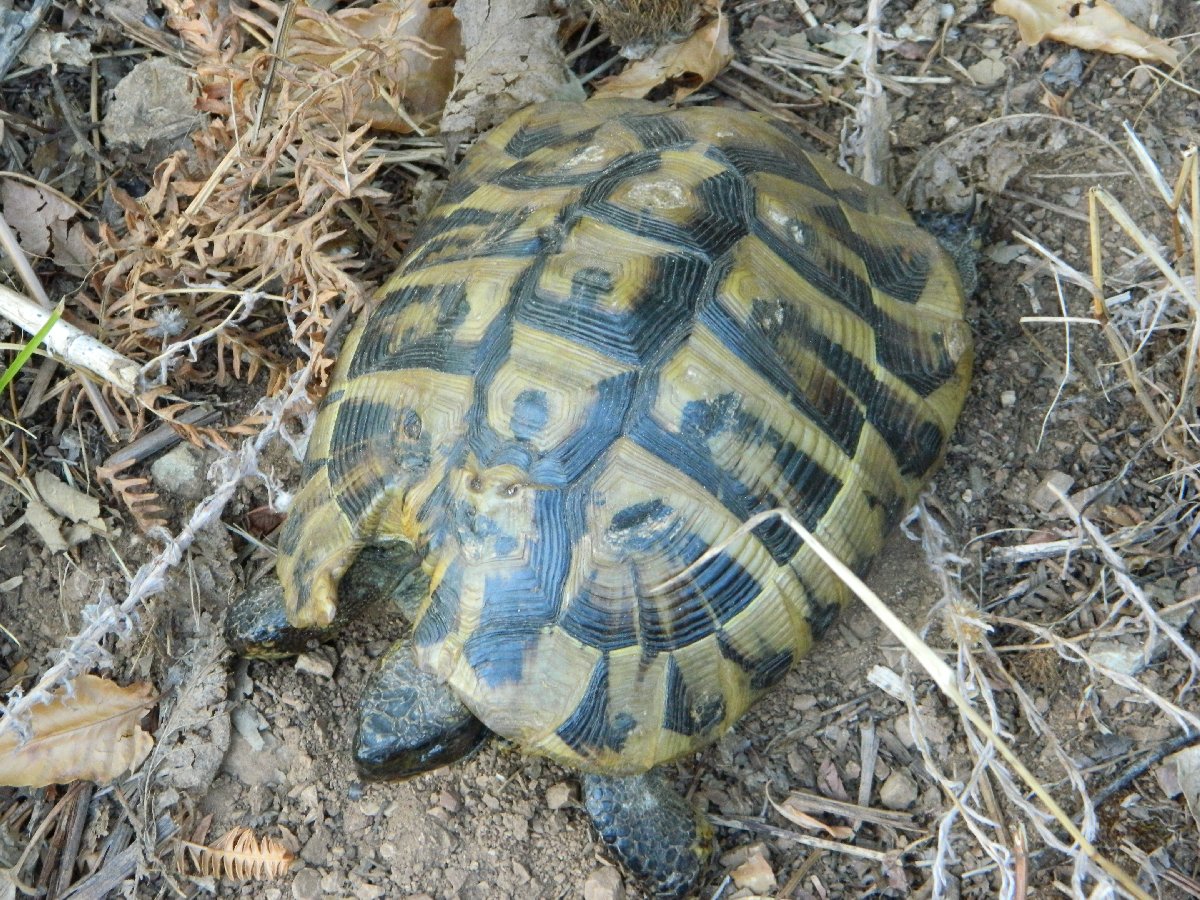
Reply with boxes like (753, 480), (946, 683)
(0, 285), (140, 395)
(0, 211), (119, 436)
(775, 787), (917, 831)
(101, 407), (220, 470)
(1049, 483), (1200, 685)
(791, 0), (819, 28)
(250, 0), (298, 144)
(1124, 124), (1195, 244)
(849, 0), (888, 186)
(0, 367), (311, 742)
(1089, 186), (1197, 449)
(708, 814), (893, 862)
(668, 507), (1151, 899)
(141, 291), (264, 385)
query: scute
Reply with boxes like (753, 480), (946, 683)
(275, 98), (972, 773)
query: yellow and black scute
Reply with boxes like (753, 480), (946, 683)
(274, 98), (972, 775)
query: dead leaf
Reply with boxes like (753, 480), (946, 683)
(769, 793), (856, 839)
(0, 675), (155, 787)
(593, 11), (732, 100)
(18, 32), (92, 69)
(22, 496), (68, 554)
(34, 470), (101, 523)
(49, 219), (95, 278)
(0, 181), (73, 259)
(1168, 746), (1200, 832)
(282, 0), (462, 133)
(994, 0), (1179, 67)
(102, 58), (200, 147)
(440, 0), (579, 136)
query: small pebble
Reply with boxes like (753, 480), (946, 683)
(437, 789), (461, 813)
(295, 648), (336, 679)
(1031, 471), (1075, 514)
(880, 770), (919, 810)
(730, 846), (776, 892)
(150, 443), (208, 500)
(1000, 390), (1017, 408)
(291, 867), (322, 900)
(546, 781), (575, 810)
(583, 865), (625, 900)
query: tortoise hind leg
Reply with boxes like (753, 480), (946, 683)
(583, 771), (714, 898)
(355, 637), (491, 781)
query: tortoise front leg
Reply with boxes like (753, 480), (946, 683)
(355, 637), (491, 781)
(583, 770), (714, 899)
(225, 578), (342, 659)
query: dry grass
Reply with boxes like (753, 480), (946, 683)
(904, 135), (1200, 897)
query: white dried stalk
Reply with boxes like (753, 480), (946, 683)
(0, 284), (141, 396)
(850, 0), (889, 186)
(912, 506), (1120, 898)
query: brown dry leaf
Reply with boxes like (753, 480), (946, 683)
(994, 0), (1179, 67)
(592, 10), (732, 100)
(183, 826), (295, 880)
(0, 181), (75, 259)
(770, 793), (856, 839)
(440, 0), (579, 136)
(0, 675), (155, 787)
(281, 0), (462, 132)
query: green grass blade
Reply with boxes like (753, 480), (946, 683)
(0, 300), (63, 395)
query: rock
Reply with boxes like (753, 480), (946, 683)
(291, 866), (322, 900)
(583, 865), (625, 900)
(545, 781), (575, 810)
(880, 770), (919, 810)
(1091, 640), (1148, 675)
(1031, 471), (1074, 515)
(436, 789), (460, 813)
(730, 846), (776, 892)
(295, 648), (336, 679)
(150, 443), (209, 501)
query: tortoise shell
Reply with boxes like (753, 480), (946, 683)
(275, 98), (972, 775)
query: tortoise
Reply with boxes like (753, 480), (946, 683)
(227, 98), (974, 897)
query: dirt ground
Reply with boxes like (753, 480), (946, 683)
(1, 1), (1198, 899)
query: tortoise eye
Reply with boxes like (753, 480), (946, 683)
(402, 411), (423, 439)
(501, 483), (521, 498)
(468, 475), (483, 493)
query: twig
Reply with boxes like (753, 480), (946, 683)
(1092, 731), (1200, 808)
(846, 0), (888, 185)
(0, 0), (53, 82)
(0, 285), (140, 396)
(709, 814), (894, 862)
(100, 407), (221, 471)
